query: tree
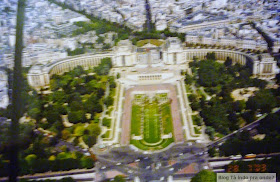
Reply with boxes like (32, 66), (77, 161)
(103, 43), (111, 50)
(45, 108), (60, 124)
(206, 52), (216, 60)
(114, 175), (126, 182)
(61, 129), (71, 140)
(185, 74), (193, 84)
(24, 154), (37, 166)
(258, 113), (280, 135)
(208, 147), (216, 157)
(87, 123), (101, 137)
(97, 36), (105, 44)
(205, 126), (215, 140)
(68, 110), (86, 124)
(28, 104), (41, 119)
(116, 73), (120, 79)
(80, 156), (94, 169)
(67, 48), (85, 56)
(191, 170), (216, 182)
(51, 91), (66, 104)
(246, 89), (277, 113)
(94, 58), (112, 75)
(69, 101), (83, 111)
(224, 56), (233, 67)
(232, 100), (246, 113)
(104, 96), (114, 106)
(197, 60), (226, 87)
(74, 125), (85, 136)
(56, 152), (69, 160)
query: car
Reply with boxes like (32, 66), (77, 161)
(230, 155), (242, 159)
(135, 159), (140, 162)
(116, 163), (121, 165)
(179, 153), (183, 156)
(256, 113), (263, 117)
(146, 166), (150, 169)
(169, 168), (174, 171)
(101, 166), (106, 169)
(203, 166), (209, 169)
(128, 170), (132, 174)
(244, 154), (256, 159)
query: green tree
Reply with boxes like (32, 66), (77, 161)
(97, 36), (105, 44)
(232, 100), (246, 113)
(206, 52), (216, 60)
(67, 48), (85, 56)
(246, 89), (277, 113)
(104, 96), (114, 106)
(205, 126), (215, 140)
(87, 123), (101, 137)
(94, 58), (112, 75)
(24, 154), (37, 167)
(28, 108), (40, 120)
(114, 175), (126, 182)
(45, 108), (60, 124)
(185, 74), (194, 84)
(208, 147), (216, 157)
(191, 170), (216, 182)
(74, 125), (85, 136)
(68, 110), (86, 124)
(80, 156), (94, 168)
(224, 57), (233, 67)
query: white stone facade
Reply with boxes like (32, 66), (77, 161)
(27, 37), (277, 89)
(185, 35), (268, 51)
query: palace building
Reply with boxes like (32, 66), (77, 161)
(27, 37), (277, 89)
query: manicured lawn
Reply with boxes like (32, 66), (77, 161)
(143, 102), (161, 143)
(161, 103), (173, 134)
(131, 138), (174, 151)
(131, 105), (142, 136)
(130, 94), (174, 150)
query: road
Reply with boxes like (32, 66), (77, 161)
(209, 152), (280, 162)
(96, 144), (208, 181)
